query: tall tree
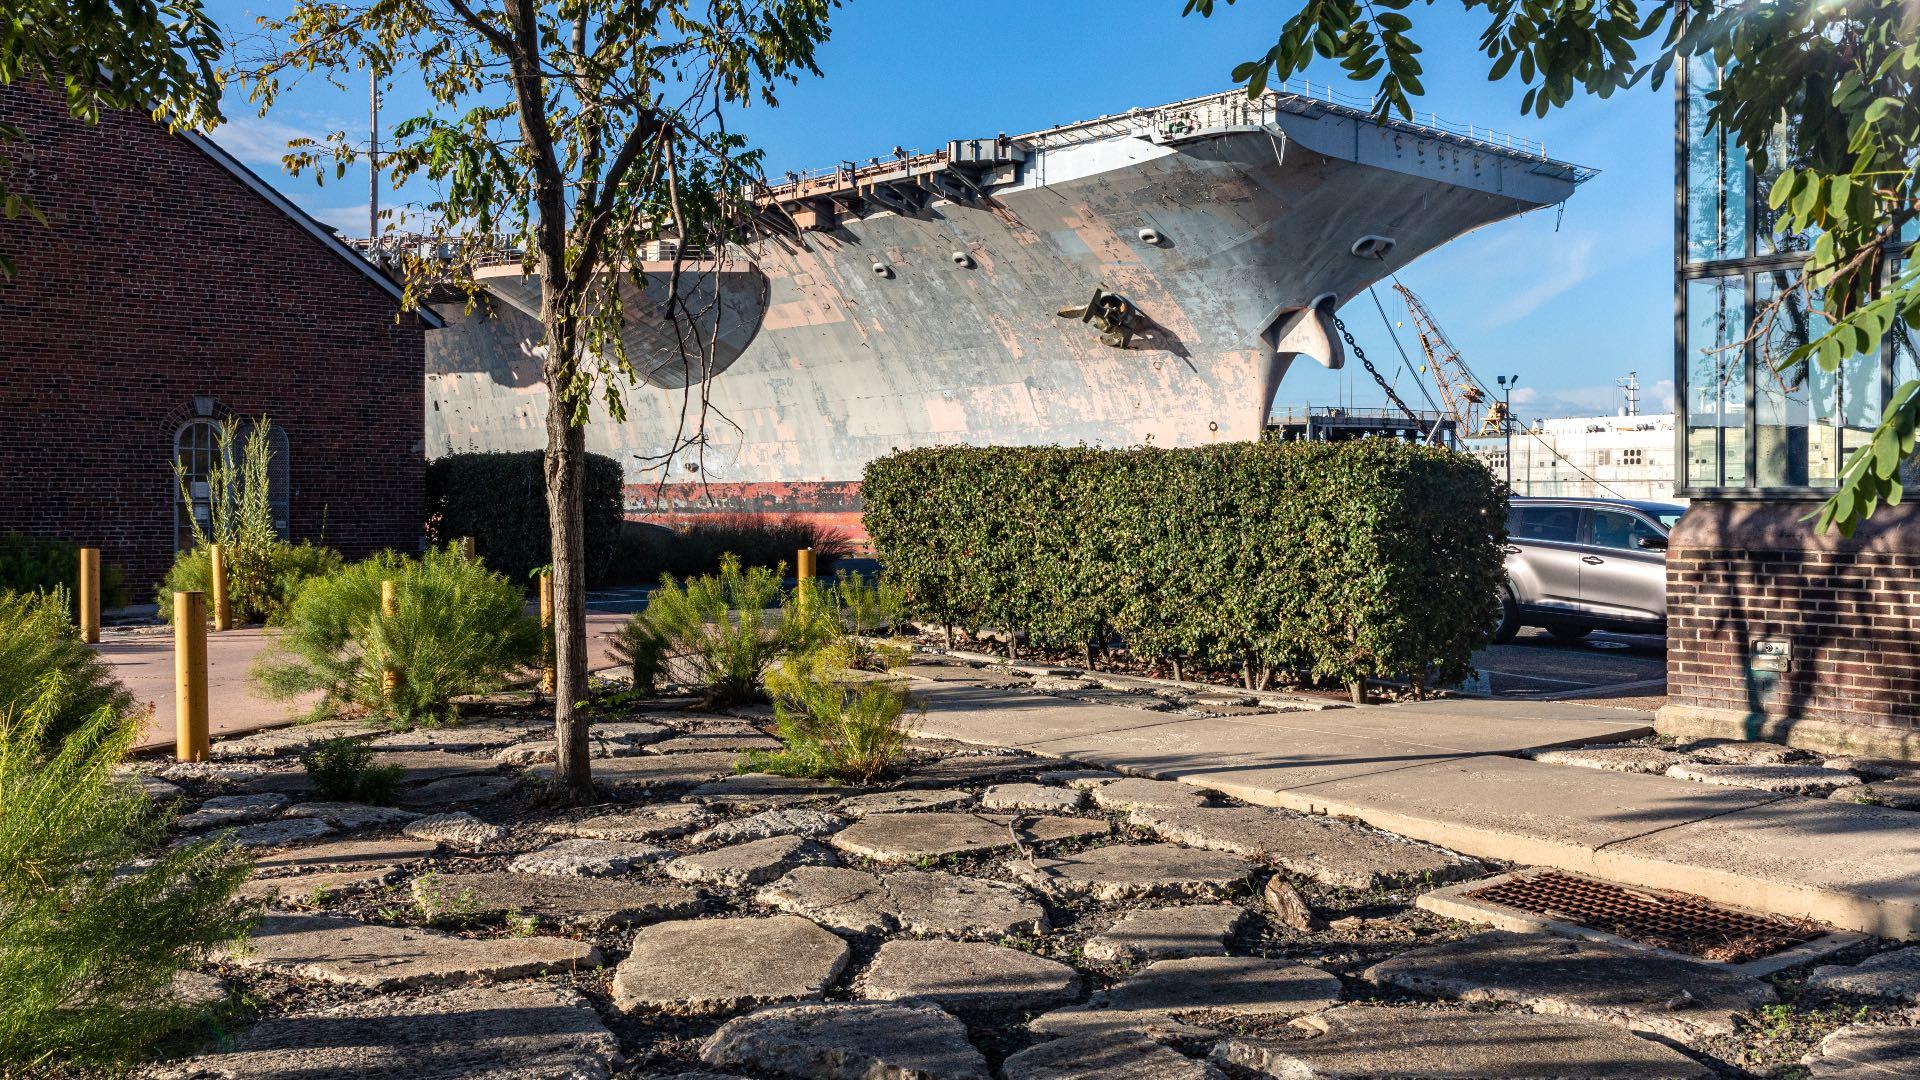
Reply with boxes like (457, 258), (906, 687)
(242, 0), (834, 802)
(0, 0), (224, 277)
(1186, 0), (1917, 533)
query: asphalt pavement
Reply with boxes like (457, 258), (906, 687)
(1463, 627), (1667, 707)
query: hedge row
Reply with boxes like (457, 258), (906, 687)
(425, 451), (625, 586)
(0, 533), (129, 611)
(862, 440), (1507, 692)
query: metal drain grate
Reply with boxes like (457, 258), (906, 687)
(1463, 871), (1818, 963)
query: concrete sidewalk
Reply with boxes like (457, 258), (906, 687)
(905, 671), (1920, 939)
(101, 612), (635, 753)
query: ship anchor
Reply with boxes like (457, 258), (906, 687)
(1057, 286), (1144, 349)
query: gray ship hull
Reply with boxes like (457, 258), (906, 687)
(424, 90), (1583, 528)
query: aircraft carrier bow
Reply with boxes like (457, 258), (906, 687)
(422, 84), (1592, 531)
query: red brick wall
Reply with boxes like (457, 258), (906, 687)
(1667, 500), (1920, 734)
(0, 85), (426, 596)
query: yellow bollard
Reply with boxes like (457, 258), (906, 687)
(174, 591), (209, 761)
(380, 579), (401, 699)
(459, 536), (477, 561)
(538, 571), (555, 696)
(210, 542), (232, 632)
(796, 547), (816, 609)
(77, 547), (101, 644)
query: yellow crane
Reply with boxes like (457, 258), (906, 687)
(1391, 283), (1508, 438)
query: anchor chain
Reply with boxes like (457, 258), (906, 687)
(1332, 313), (1423, 426)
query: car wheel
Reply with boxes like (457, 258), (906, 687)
(1491, 591), (1521, 644)
(1547, 623), (1592, 643)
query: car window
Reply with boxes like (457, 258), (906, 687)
(1509, 506), (1581, 544)
(1589, 509), (1664, 551)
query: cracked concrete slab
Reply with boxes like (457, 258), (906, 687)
(836, 789), (975, 817)
(226, 914), (602, 990)
(829, 812), (1107, 863)
(412, 872), (702, 929)
(1803, 1024), (1920, 1079)
(1003, 1031), (1224, 1080)
(1030, 957), (1342, 1041)
(1011, 844), (1252, 903)
(507, 838), (672, 876)
(700, 1001), (989, 1080)
(1807, 947), (1920, 1003)
(529, 751), (739, 793)
(758, 866), (1047, 937)
(1362, 931), (1775, 1042)
(687, 808), (846, 846)
(1083, 905), (1245, 963)
(1213, 1004), (1714, 1078)
(544, 804), (718, 841)
(665, 836), (838, 887)
(981, 783), (1085, 813)
(176, 982), (622, 1079)
(612, 916), (849, 1015)
(856, 940), (1080, 1010)
(1129, 804), (1476, 890)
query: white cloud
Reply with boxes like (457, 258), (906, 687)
(205, 113), (331, 170)
(1516, 376), (1677, 419)
(1482, 230), (1598, 326)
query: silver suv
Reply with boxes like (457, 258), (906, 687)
(1492, 497), (1687, 643)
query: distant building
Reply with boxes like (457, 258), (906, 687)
(1465, 414), (1679, 501)
(1664, 58), (1917, 758)
(1267, 407), (1457, 446)
(0, 85), (439, 595)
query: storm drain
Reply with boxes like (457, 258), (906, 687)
(1463, 871), (1818, 963)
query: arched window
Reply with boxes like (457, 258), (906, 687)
(263, 423), (291, 537)
(174, 419), (219, 552)
(173, 417), (292, 551)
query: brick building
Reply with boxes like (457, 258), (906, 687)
(0, 86), (439, 596)
(1662, 59), (1918, 758)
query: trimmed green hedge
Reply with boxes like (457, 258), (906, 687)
(0, 534), (128, 611)
(425, 451), (625, 586)
(862, 440), (1506, 693)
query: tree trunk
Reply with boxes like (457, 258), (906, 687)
(540, 302), (594, 804)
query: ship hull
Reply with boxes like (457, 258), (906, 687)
(425, 96), (1581, 527)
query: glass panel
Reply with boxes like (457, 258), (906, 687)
(1755, 114), (1816, 256)
(1512, 506), (1580, 544)
(1895, 271), (1919, 487)
(1686, 57), (1748, 263)
(1753, 270), (1822, 486)
(1685, 276), (1747, 487)
(1589, 509), (1665, 551)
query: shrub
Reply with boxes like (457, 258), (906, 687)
(0, 675), (253, 1067)
(609, 615), (670, 694)
(804, 572), (910, 673)
(604, 513), (855, 585)
(162, 417), (286, 623)
(297, 736), (404, 804)
(426, 451), (624, 585)
(0, 590), (135, 748)
(743, 652), (915, 783)
(0, 533), (129, 611)
(157, 540), (343, 625)
(253, 546), (541, 727)
(635, 554), (824, 706)
(863, 440), (1505, 694)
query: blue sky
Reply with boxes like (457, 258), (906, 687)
(205, 0), (1675, 421)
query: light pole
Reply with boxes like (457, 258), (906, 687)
(1496, 375), (1519, 494)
